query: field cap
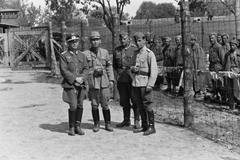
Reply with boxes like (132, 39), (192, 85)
(165, 36), (171, 41)
(66, 33), (80, 42)
(229, 39), (238, 45)
(90, 31), (101, 40)
(119, 31), (128, 38)
(221, 33), (229, 38)
(133, 32), (145, 40)
(190, 34), (197, 40)
(209, 32), (217, 37)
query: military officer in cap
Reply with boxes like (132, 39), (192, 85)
(83, 31), (115, 132)
(223, 39), (240, 109)
(131, 32), (158, 136)
(59, 33), (89, 136)
(113, 31), (140, 129)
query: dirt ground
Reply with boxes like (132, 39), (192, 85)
(0, 66), (240, 160)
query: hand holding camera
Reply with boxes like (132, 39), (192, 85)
(75, 77), (84, 84)
(130, 66), (139, 73)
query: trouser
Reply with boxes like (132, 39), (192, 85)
(226, 78), (236, 108)
(88, 87), (110, 110)
(166, 72), (174, 89)
(132, 87), (154, 126)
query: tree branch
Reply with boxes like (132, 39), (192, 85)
(219, 0), (235, 15)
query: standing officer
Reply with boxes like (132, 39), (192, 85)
(113, 31), (140, 129)
(83, 31), (115, 132)
(59, 33), (89, 136)
(131, 32), (158, 136)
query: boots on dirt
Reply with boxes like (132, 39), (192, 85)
(133, 108), (140, 129)
(68, 109), (76, 136)
(102, 109), (113, 132)
(92, 109), (100, 132)
(133, 109), (148, 133)
(75, 108), (84, 135)
(116, 107), (131, 128)
(143, 111), (156, 136)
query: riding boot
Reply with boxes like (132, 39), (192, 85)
(116, 107), (131, 128)
(102, 109), (113, 132)
(92, 109), (100, 132)
(68, 109), (76, 136)
(133, 108), (140, 129)
(75, 108), (85, 135)
(143, 110), (156, 136)
(133, 109), (148, 133)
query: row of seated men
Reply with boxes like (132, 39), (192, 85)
(146, 32), (240, 110)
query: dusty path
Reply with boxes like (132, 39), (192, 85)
(0, 67), (240, 160)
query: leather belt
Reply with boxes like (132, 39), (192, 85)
(137, 71), (149, 76)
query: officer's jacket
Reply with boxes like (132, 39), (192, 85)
(83, 47), (114, 89)
(175, 44), (183, 66)
(224, 49), (240, 73)
(132, 46), (158, 87)
(163, 44), (175, 67)
(59, 50), (89, 89)
(149, 42), (163, 63)
(113, 44), (137, 82)
(209, 42), (225, 71)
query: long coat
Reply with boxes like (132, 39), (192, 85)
(83, 47), (114, 89)
(209, 42), (225, 71)
(191, 43), (206, 91)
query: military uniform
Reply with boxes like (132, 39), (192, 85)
(131, 32), (158, 136)
(59, 33), (89, 136)
(83, 31), (114, 132)
(113, 35), (140, 128)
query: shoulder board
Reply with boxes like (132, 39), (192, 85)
(130, 44), (137, 48)
(61, 51), (67, 55)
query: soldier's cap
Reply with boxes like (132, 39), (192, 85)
(161, 37), (166, 41)
(209, 32), (217, 37)
(90, 31), (101, 40)
(221, 33), (229, 38)
(66, 33), (80, 42)
(175, 35), (181, 40)
(133, 32), (145, 40)
(229, 39), (238, 45)
(190, 34), (197, 40)
(165, 37), (171, 41)
(119, 31), (128, 38)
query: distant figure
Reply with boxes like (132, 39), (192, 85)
(175, 8), (180, 23)
(207, 10), (213, 21)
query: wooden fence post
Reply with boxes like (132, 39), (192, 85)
(236, 0), (240, 39)
(61, 21), (67, 52)
(180, 0), (194, 127)
(48, 21), (58, 76)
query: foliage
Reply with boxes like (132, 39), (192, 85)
(1, 0), (43, 26)
(154, 3), (175, 18)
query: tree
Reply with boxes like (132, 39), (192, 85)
(45, 0), (82, 27)
(154, 3), (175, 18)
(135, 1), (157, 19)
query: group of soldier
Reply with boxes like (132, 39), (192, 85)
(146, 31), (240, 110)
(59, 30), (158, 136)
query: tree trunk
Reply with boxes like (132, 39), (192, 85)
(49, 21), (58, 77)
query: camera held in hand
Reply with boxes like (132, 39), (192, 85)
(130, 66), (139, 74)
(93, 68), (104, 77)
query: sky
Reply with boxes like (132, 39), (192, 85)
(26, 0), (178, 17)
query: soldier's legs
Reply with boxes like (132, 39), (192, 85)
(227, 78), (236, 110)
(165, 72), (172, 92)
(132, 87), (148, 133)
(74, 87), (85, 135)
(88, 88), (100, 132)
(141, 88), (156, 136)
(116, 82), (131, 127)
(100, 87), (113, 132)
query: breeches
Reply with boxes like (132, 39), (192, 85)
(131, 87), (153, 112)
(88, 88), (110, 110)
(117, 82), (137, 109)
(62, 87), (85, 111)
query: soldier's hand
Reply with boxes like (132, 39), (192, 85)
(74, 81), (81, 86)
(76, 77), (84, 84)
(146, 86), (153, 92)
(109, 81), (114, 87)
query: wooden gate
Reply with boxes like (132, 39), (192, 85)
(10, 26), (50, 70)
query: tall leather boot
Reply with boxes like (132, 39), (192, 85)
(92, 109), (100, 132)
(116, 107), (131, 127)
(133, 108), (140, 129)
(75, 108), (85, 135)
(143, 110), (156, 136)
(133, 109), (148, 133)
(68, 109), (76, 136)
(102, 109), (113, 132)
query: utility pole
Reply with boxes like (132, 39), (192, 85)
(180, 0), (194, 127)
(61, 21), (67, 52)
(235, 0), (240, 39)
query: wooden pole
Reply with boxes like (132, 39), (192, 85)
(49, 21), (58, 76)
(61, 21), (67, 52)
(235, 0), (240, 39)
(80, 21), (86, 51)
(180, 0), (194, 127)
